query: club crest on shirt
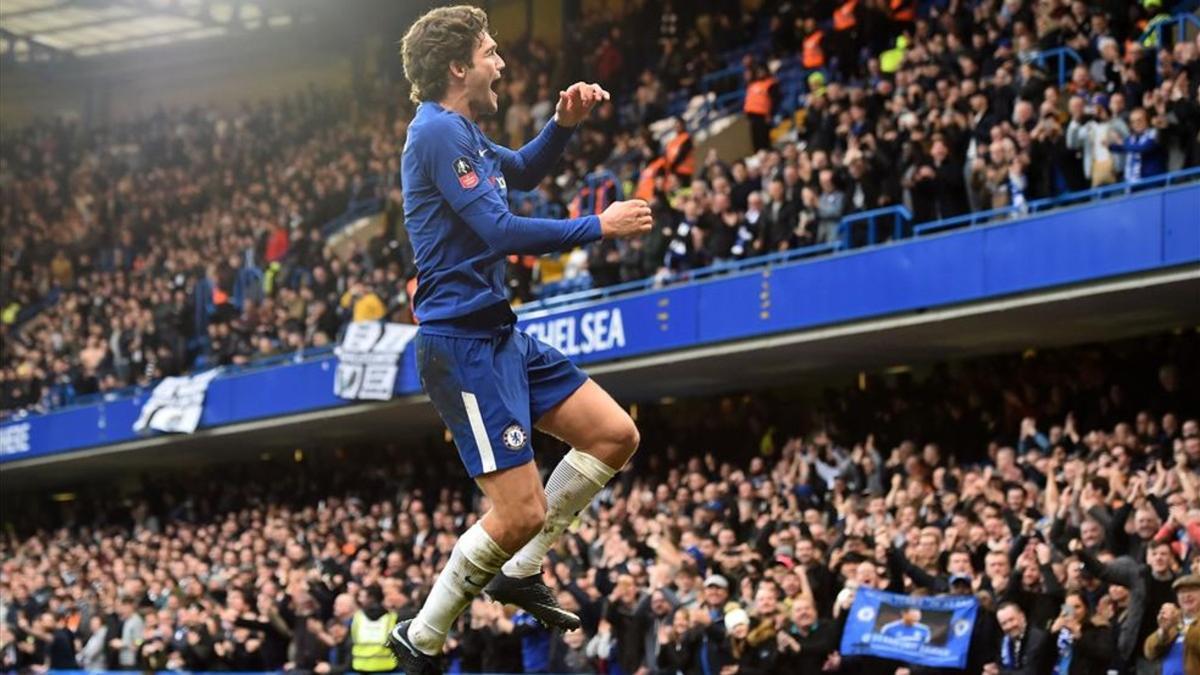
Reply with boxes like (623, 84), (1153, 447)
(502, 424), (527, 450)
(453, 156), (478, 189)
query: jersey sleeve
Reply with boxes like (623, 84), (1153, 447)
(457, 192), (601, 256)
(491, 117), (575, 191)
(423, 116), (498, 213)
(422, 115), (601, 255)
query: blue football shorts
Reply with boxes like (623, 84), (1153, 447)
(416, 325), (588, 477)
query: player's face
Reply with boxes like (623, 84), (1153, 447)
(467, 32), (504, 116)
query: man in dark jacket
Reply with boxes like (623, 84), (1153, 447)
(775, 596), (837, 672)
(911, 138), (969, 223)
(604, 573), (648, 675)
(756, 178), (798, 252)
(984, 601), (1054, 674)
(1078, 538), (1178, 672)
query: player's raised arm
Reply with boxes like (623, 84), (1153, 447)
(421, 116), (647, 256)
(491, 82), (610, 191)
(454, 189), (651, 255)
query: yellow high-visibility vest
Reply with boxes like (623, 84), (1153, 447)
(351, 610), (398, 672)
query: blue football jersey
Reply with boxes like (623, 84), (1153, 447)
(879, 620), (932, 644)
(401, 102), (601, 325)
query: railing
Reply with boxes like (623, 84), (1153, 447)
(517, 164), (1200, 313)
(839, 204), (914, 248)
(913, 165), (1200, 236)
(521, 240), (840, 312)
(699, 63), (745, 93)
(1022, 47), (1084, 88)
(1140, 12), (1200, 48)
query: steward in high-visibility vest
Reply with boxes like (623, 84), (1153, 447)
(636, 156), (668, 201)
(664, 118), (694, 180)
(350, 586), (398, 672)
(743, 64), (779, 152)
(880, 35), (908, 74)
(890, 0), (915, 23)
(802, 28), (825, 69)
(743, 75), (778, 117)
(833, 0), (858, 31)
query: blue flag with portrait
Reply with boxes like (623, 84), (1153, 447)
(840, 587), (978, 669)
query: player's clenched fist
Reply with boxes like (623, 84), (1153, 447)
(599, 199), (653, 239)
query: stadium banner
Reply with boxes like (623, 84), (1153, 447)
(132, 368), (223, 434)
(839, 587), (978, 669)
(334, 322), (419, 400)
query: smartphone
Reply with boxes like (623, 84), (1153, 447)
(1061, 603), (1075, 619)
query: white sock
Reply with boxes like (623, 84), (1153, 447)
(501, 449), (618, 579)
(409, 522), (509, 655)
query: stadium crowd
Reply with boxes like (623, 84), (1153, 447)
(0, 85), (418, 413)
(3, 0), (1199, 415)
(1, 332), (1197, 674)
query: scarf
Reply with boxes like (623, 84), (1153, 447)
(1053, 627), (1075, 675)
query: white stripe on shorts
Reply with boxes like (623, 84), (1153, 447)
(460, 392), (497, 473)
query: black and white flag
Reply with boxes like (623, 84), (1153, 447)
(334, 322), (419, 400)
(133, 369), (222, 434)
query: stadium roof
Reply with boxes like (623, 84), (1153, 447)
(0, 0), (312, 62)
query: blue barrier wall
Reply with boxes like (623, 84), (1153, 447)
(3, 182), (1197, 464)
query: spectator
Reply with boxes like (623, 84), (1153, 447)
(815, 169), (846, 244)
(1110, 107), (1166, 181)
(719, 607), (776, 673)
(756, 178), (797, 252)
(1, 623), (21, 672)
(1067, 94), (1129, 187)
(109, 597), (144, 670)
(911, 137), (969, 224)
(775, 596), (837, 672)
(663, 118), (694, 184)
(1048, 591), (1115, 674)
(79, 616), (108, 672)
(743, 63), (779, 152)
(349, 584), (396, 673)
(1143, 574), (1200, 675)
(986, 601), (1054, 674)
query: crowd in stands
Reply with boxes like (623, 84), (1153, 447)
(4, 0), (1200, 416)
(1, 332), (1197, 673)
(0, 87), (418, 413)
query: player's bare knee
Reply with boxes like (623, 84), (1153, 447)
(512, 502), (546, 542)
(609, 414), (640, 459)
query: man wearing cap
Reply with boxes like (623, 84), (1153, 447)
(1144, 574), (1200, 675)
(701, 574), (739, 623)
